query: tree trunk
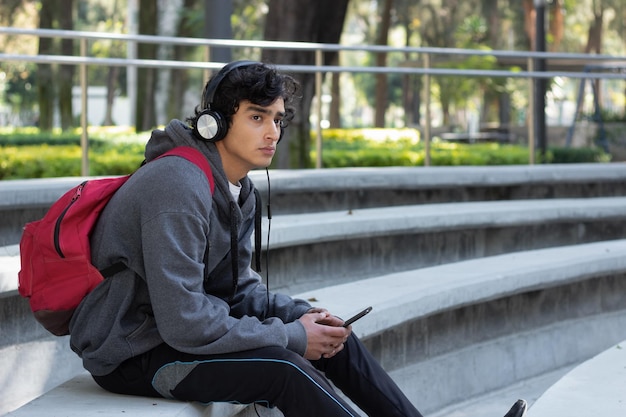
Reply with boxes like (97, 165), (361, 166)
(585, 7), (604, 109)
(135, 0), (158, 132)
(37, 0), (55, 131)
(481, 0), (506, 126)
(57, 0), (75, 131)
(263, 0), (349, 169)
(484, 0), (501, 48)
(522, 0), (535, 50)
(104, 66), (119, 125)
(399, 9), (420, 127)
(374, 0), (393, 128)
(549, 0), (564, 51)
(329, 72), (341, 128)
(584, 8), (603, 53)
(402, 73), (421, 127)
(104, 0), (123, 126)
(168, 0), (197, 121)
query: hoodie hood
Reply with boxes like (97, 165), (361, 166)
(144, 120), (255, 206)
(145, 119), (211, 164)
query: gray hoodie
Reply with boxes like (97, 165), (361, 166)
(69, 120), (310, 376)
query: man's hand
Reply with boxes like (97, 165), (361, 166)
(306, 307), (344, 327)
(299, 310), (350, 360)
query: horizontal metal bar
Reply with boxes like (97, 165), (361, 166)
(1, 53), (624, 80)
(0, 26), (624, 62)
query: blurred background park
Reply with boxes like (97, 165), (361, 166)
(0, 0), (625, 175)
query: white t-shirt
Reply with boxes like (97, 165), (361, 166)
(229, 181), (242, 202)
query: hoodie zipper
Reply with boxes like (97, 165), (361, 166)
(54, 181), (86, 258)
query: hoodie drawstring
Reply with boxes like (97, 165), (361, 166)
(229, 201), (240, 300)
(229, 189), (263, 302)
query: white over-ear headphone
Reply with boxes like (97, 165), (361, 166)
(194, 60), (260, 142)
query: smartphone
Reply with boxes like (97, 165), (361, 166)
(342, 306), (373, 327)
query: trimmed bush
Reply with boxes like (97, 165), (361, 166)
(0, 127), (612, 179)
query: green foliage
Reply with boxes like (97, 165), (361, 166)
(581, 110), (626, 123)
(0, 145), (82, 179)
(0, 127), (143, 148)
(0, 144), (145, 179)
(0, 128), (612, 180)
(428, 142), (531, 166)
(232, 0), (267, 41)
(314, 128), (610, 168)
(2, 62), (38, 114)
(549, 146), (611, 163)
(317, 128), (421, 166)
(88, 146), (146, 176)
(0, 128), (88, 147)
(0, 127), (147, 179)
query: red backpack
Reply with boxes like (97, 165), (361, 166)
(18, 146), (214, 336)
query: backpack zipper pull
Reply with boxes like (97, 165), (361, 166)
(72, 183), (84, 201)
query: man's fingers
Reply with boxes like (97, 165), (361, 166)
(321, 342), (345, 359)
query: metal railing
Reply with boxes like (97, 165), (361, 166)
(1, 26), (625, 171)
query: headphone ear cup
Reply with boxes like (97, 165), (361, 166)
(194, 109), (228, 142)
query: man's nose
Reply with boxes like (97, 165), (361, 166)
(267, 121), (281, 141)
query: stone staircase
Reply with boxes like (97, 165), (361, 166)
(3, 163), (626, 416)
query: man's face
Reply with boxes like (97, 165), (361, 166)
(215, 99), (285, 184)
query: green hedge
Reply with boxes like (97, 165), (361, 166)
(0, 144), (146, 179)
(0, 127), (147, 179)
(0, 127), (611, 180)
(316, 128), (611, 167)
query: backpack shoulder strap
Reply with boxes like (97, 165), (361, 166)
(99, 147), (214, 279)
(160, 146), (215, 193)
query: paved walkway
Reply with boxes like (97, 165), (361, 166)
(430, 367), (572, 417)
(527, 340), (626, 417)
(440, 339), (626, 417)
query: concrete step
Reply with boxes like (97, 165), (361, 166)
(7, 240), (626, 416)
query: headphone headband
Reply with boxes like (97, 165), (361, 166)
(194, 60), (260, 142)
(203, 60), (260, 109)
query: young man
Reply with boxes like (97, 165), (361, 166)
(69, 61), (527, 417)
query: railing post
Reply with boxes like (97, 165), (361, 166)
(315, 49), (323, 169)
(534, 0), (548, 162)
(423, 53), (431, 167)
(80, 38), (89, 176)
(527, 57), (535, 165)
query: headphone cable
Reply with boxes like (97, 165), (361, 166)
(265, 167), (272, 314)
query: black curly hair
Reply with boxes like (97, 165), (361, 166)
(188, 62), (300, 130)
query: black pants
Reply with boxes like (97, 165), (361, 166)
(93, 334), (423, 417)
